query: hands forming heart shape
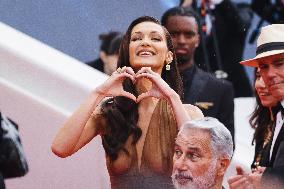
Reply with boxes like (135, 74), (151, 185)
(96, 66), (173, 103)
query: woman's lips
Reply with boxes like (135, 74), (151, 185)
(137, 49), (155, 56)
(257, 89), (272, 97)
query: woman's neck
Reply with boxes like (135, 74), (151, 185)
(135, 78), (158, 107)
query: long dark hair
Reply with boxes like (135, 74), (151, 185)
(101, 16), (183, 161)
(249, 93), (274, 145)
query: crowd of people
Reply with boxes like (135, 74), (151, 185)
(48, 0), (284, 189)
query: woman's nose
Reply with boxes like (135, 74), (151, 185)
(255, 75), (267, 90)
(140, 38), (151, 46)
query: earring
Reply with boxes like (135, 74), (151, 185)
(166, 63), (171, 70)
(166, 59), (172, 71)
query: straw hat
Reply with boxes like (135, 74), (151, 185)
(240, 24), (284, 67)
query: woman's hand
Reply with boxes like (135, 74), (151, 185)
(135, 67), (194, 127)
(96, 66), (136, 101)
(135, 67), (175, 102)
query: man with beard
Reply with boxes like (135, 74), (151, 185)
(161, 7), (235, 148)
(172, 117), (233, 189)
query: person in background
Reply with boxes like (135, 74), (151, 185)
(180, 0), (254, 97)
(228, 68), (278, 189)
(0, 175), (4, 189)
(251, 0), (284, 24)
(172, 117), (233, 189)
(250, 68), (278, 171)
(228, 24), (284, 189)
(0, 112), (29, 189)
(52, 16), (203, 189)
(87, 31), (123, 75)
(161, 6), (235, 148)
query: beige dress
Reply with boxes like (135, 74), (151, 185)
(92, 99), (201, 189)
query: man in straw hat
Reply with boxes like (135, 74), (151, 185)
(228, 24), (284, 189)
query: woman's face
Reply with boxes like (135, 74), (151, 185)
(129, 21), (173, 73)
(255, 68), (277, 107)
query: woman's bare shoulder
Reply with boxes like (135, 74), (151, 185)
(183, 104), (204, 120)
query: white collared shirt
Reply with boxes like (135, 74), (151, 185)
(270, 101), (284, 160)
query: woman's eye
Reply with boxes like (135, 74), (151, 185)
(131, 37), (141, 41)
(152, 37), (161, 41)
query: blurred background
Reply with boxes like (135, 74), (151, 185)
(0, 0), (260, 82)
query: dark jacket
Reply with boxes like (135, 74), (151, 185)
(181, 65), (235, 147)
(251, 0), (284, 24)
(87, 58), (104, 73)
(256, 120), (284, 189)
(195, 0), (253, 97)
(0, 173), (4, 189)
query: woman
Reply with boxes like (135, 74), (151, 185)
(228, 68), (278, 189)
(51, 16), (203, 189)
(250, 68), (278, 171)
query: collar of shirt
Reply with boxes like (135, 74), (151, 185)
(270, 111), (284, 160)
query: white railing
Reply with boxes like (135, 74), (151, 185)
(0, 22), (110, 189)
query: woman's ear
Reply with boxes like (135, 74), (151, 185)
(166, 51), (173, 64)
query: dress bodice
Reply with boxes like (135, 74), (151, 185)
(104, 99), (177, 189)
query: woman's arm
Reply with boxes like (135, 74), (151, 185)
(51, 67), (136, 158)
(166, 91), (203, 128)
(51, 90), (105, 158)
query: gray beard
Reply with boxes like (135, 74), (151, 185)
(172, 159), (217, 189)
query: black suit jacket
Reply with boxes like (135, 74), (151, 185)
(0, 173), (4, 189)
(181, 66), (235, 146)
(260, 121), (284, 189)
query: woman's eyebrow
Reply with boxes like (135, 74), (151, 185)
(132, 31), (142, 35)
